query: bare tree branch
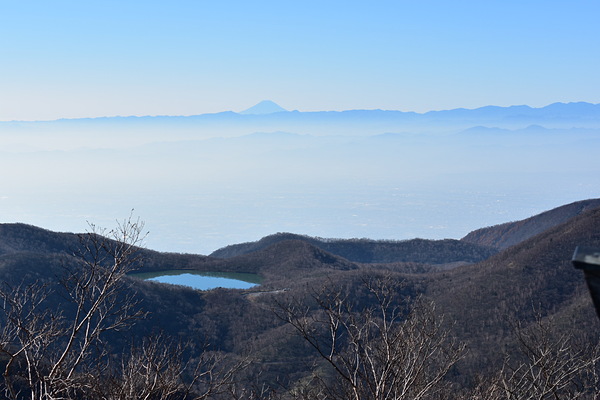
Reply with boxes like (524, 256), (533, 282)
(275, 275), (465, 400)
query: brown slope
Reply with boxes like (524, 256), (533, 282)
(197, 239), (359, 283)
(0, 223), (81, 256)
(0, 222), (216, 274)
(211, 232), (497, 264)
(428, 204), (600, 374)
(461, 198), (600, 250)
(0, 223), (352, 282)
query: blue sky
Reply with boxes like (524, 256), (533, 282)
(1, 1), (599, 121)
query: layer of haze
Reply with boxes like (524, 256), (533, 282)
(1, 107), (599, 254)
(1, 1), (599, 120)
(1, 2), (599, 254)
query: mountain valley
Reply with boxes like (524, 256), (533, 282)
(1, 198), (600, 397)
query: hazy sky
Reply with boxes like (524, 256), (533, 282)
(1, 1), (599, 121)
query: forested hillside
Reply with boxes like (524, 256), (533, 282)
(461, 198), (600, 249)
(1, 200), (600, 398)
(429, 202), (600, 380)
(210, 232), (497, 264)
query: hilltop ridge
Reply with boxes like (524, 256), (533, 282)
(461, 198), (600, 249)
(210, 233), (497, 265)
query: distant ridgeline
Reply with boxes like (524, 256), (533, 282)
(210, 233), (498, 265)
(462, 198), (600, 250)
(2, 199), (600, 274)
(208, 199), (600, 263)
(2, 102), (599, 139)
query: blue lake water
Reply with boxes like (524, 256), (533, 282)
(129, 270), (261, 290)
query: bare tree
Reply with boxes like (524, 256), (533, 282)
(0, 281), (64, 399)
(462, 314), (600, 400)
(0, 215), (147, 399)
(0, 215), (255, 400)
(276, 276), (465, 400)
(88, 333), (249, 400)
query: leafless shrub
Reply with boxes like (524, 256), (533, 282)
(0, 215), (249, 400)
(464, 314), (600, 400)
(276, 275), (465, 400)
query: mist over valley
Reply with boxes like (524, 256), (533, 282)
(1, 102), (599, 254)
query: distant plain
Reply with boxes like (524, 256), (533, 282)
(1, 102), (599, 254)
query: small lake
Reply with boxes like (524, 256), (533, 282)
(129, 270), (261, 291)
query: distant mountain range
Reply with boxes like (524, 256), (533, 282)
(2, 102), (598, 153)
(2, 101), (599, 131)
